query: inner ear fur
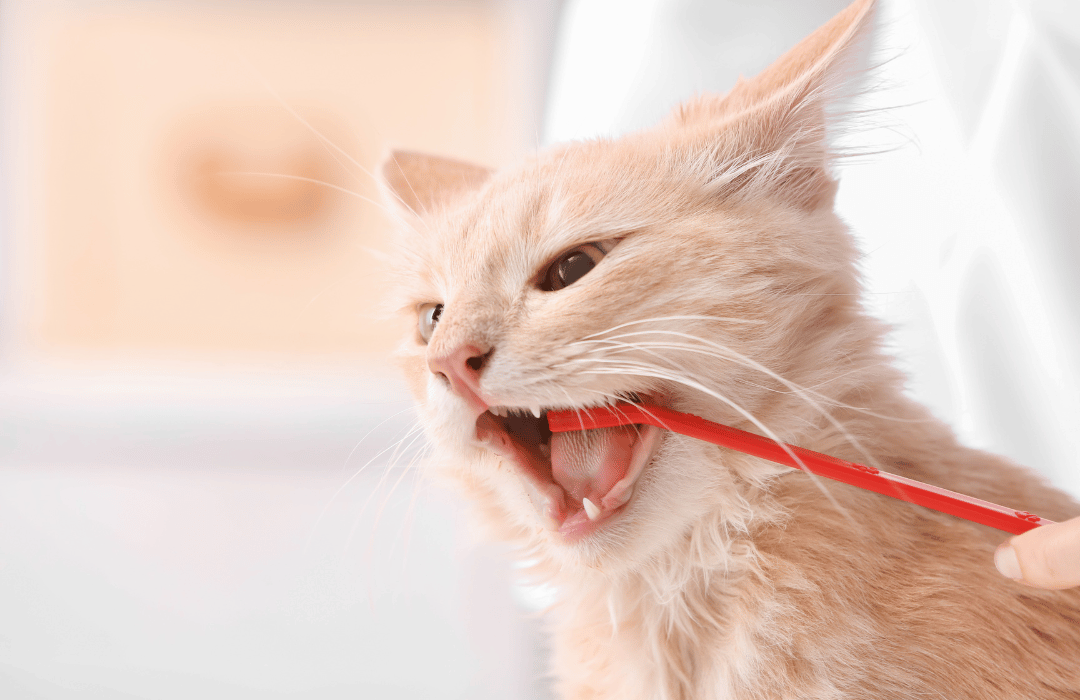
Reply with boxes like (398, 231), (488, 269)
(381, 150), (492, 217)
(670, 0), (875, 210)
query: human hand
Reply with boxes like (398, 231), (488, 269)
(995, 515), (1080, 589)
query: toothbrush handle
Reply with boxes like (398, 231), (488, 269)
(547, 403), (1053, 535)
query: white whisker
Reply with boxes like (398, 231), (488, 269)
(367, 437), (432, 565)
(215, 171), (384, 209)
(572, 358), (861, 530)
(305, 414), (423, 554)
(349, 424), (429, 557)
(574, 334), (886, 474)
(392, 456), (436, 582)
(576, 314), (765, 343)
(569, 325), (922, 473)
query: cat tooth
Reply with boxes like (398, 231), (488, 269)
(583, 497), (601, 521)
(491, 406), (504, 417)
(530, 404), (542, 419)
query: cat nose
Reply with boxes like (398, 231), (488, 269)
(428, 344), (493, 415)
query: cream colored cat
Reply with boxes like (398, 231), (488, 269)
(381, 0), (1080, 697)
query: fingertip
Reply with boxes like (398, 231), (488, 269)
(995, 543), (1023, 581)
(1005, 516), (1080, 590)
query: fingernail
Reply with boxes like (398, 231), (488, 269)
(995, 544), (1023, 580)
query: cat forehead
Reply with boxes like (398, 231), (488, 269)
(434, 137), (687, 252)
(403, 125), (762, 306)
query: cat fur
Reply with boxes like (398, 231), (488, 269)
(381, 1), (1080, 697)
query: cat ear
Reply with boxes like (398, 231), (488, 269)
(380, 150), (492, 217)
(671, 0), (876, 210)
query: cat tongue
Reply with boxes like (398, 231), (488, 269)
(550, 425), (636, 505)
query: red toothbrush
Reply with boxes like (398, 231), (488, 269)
(546, 402), (1053, 535)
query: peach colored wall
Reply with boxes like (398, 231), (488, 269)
(12, 1), (535, 365)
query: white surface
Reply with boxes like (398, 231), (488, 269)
(0, 371), (551, 699)
(0, 446), (549, 700)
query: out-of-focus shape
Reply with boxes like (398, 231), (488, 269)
(6, 0), (558, 365)
(172, 104), (347, 228)
(0, 1), (563, 699)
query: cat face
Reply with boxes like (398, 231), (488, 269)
(383, 0), (875, 573)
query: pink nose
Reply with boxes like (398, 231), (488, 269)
(428, 344), (491, 415)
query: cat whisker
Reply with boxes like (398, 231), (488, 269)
(571, 325), (926, 469)
(366, 438), (434, 609)
(237, 52), (431, 228)
(575, 314), (766, 344)
(575, 359), (862, 532)
(392, 462), (437, 587)
(254, 61), (433, 226)
(234, 50), (366, 178)
(349, 423), (430, 557)
(578, 333), (899, 418)
(570, 334), (890, 483)
(574, 386), (656, 443)
(363, 434), (432, 568)
(577, 341), (790, 396)
(214, 168), (430, 243)
(642, 348), (914, 535)
(305, 411), (423, 554)
(571, 333), (823, 408)
(214, 171), (390, 212)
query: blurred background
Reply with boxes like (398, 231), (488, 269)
(0, 0), (1077, 698)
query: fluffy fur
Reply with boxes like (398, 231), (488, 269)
(382, 1), (1080, 697)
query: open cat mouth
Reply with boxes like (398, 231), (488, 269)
(474, 393), (663, 538)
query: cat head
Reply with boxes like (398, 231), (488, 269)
(381, 0), (878, 575)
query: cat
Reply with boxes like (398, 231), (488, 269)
(379, 0), (1080, 697)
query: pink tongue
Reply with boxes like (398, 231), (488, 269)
(550, 425), (636, 504)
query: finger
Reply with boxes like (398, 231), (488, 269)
(996, 515), (1080, 590)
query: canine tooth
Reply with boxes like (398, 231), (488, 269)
(530, 404), (542, 419)
(583, 497), (601, 521)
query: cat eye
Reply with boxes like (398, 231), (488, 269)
(541, 241), (615, 291)
(418, 303), (443, 343)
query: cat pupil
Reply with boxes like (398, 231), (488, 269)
(555, 251), (595, 288)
